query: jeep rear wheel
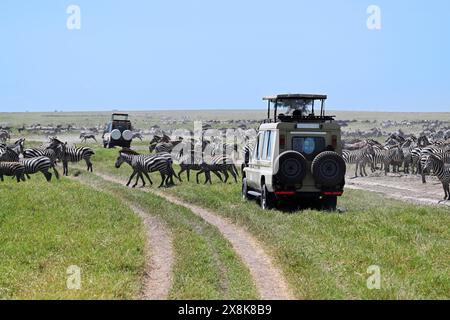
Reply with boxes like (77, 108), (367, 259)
(260, 184), (275, 210)
(311, 151), (346, 187)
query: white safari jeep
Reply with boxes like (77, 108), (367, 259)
(242, 94), (346, 211)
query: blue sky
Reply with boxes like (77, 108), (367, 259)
(1, 0), (449, 112)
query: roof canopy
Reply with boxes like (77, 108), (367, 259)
(263, 94), (327, 101)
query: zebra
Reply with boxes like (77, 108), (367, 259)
(23, 148), (58, 165)
(47, 139), (95, 176)
(80, 132), (97, 143)
(423, 154), (450, 202)
(241, 141), (256, 175)
(382, 145), (404, 175)
(342, 145), (375, 177)
(196, 155), (239, 184)
(21, 156), (58, 182)
(419, 145), (450, 183)
(0, 130), (10, 143)
(132, 132), (143, 141)
(150, 141), (182, 153)
(115, 149), (179, 188)
(0, 138), (25, 156)
(0, 162), (26, 182)
(0, 147), (60, 181)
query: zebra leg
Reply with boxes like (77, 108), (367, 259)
(42, 170), (52, 182)
(222, 170), (229, 183)
(63, 161), (69, 176)
(158, 173), (166, 188)
(143, 172), (153, 185)
(229, 167), (238, 183)
(446, 183), (450, 200)
(26, 174), (31, 180)
(212, 171), (223, 182)
(442, 182), (449, 200)
(178, 168), (185, 182)
(205, 171), (212, 185)
(53, 165), (60, 180)
(138, 172), (146, 188)
(126, 170), (138, 187)
(0, 174), (3, 181)
(85, 158), (93, 172)
(196, 170), (204, 184)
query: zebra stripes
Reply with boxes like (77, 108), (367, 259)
(343, 146), (375, 177)
(423, 154), (450, 200)
(20, 156), (59, 182)
(0, 162), (26, 182)
(197, 155), (239, 184)
(48, 139), (95, 176)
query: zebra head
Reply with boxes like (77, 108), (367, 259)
(423, 154), (442, 172)
(115, 149), (137, 168)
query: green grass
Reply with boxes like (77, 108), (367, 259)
(91, 147), (450, 299)
(75, 173), (258, 300)
(0, 176), (145, 299)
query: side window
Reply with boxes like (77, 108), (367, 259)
(266, 131), (273, 161)
(262, 131), (270, 160)
(257, 132), (265, 160)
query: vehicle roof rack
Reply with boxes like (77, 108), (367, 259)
(263, 94), (328, 101)
(262, 93), (333, 123)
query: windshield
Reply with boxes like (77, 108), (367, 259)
(275, 99), (318, 117)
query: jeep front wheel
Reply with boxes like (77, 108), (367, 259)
(242, 178), (250, 201)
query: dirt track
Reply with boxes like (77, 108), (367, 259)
(346, 172), (450, 208)
(93, 172), (293, 300)
(73, 177), (174, 300)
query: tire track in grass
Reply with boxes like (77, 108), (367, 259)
(94, 172), (293, 300)
(72, 177), (173, 300)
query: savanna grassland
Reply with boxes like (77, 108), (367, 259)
(1, 110), (450, 300)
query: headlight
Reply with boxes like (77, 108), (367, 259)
(111, 129), (121, 140)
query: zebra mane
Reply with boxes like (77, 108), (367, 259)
(119, 148), (140, 155)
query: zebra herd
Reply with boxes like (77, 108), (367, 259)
(0, 137), (95, 183)
(115, 134), (241, 188)
(343, 135), (450, 201)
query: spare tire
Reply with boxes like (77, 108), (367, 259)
(122, 130), (133, 141)
(110, 129), (121, 141)
(311, 151), (346, 187)
(274, 151), (307, 185)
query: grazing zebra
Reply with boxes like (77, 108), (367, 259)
(115, 149), (179, 188)
(423, 154), (450, 201)
(48, 139), (95, 176)
(0, 162), (26, 182)
(80, 132), (97, 143)
(196, 155), (238, 184)
(342, 146), (375, 177)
